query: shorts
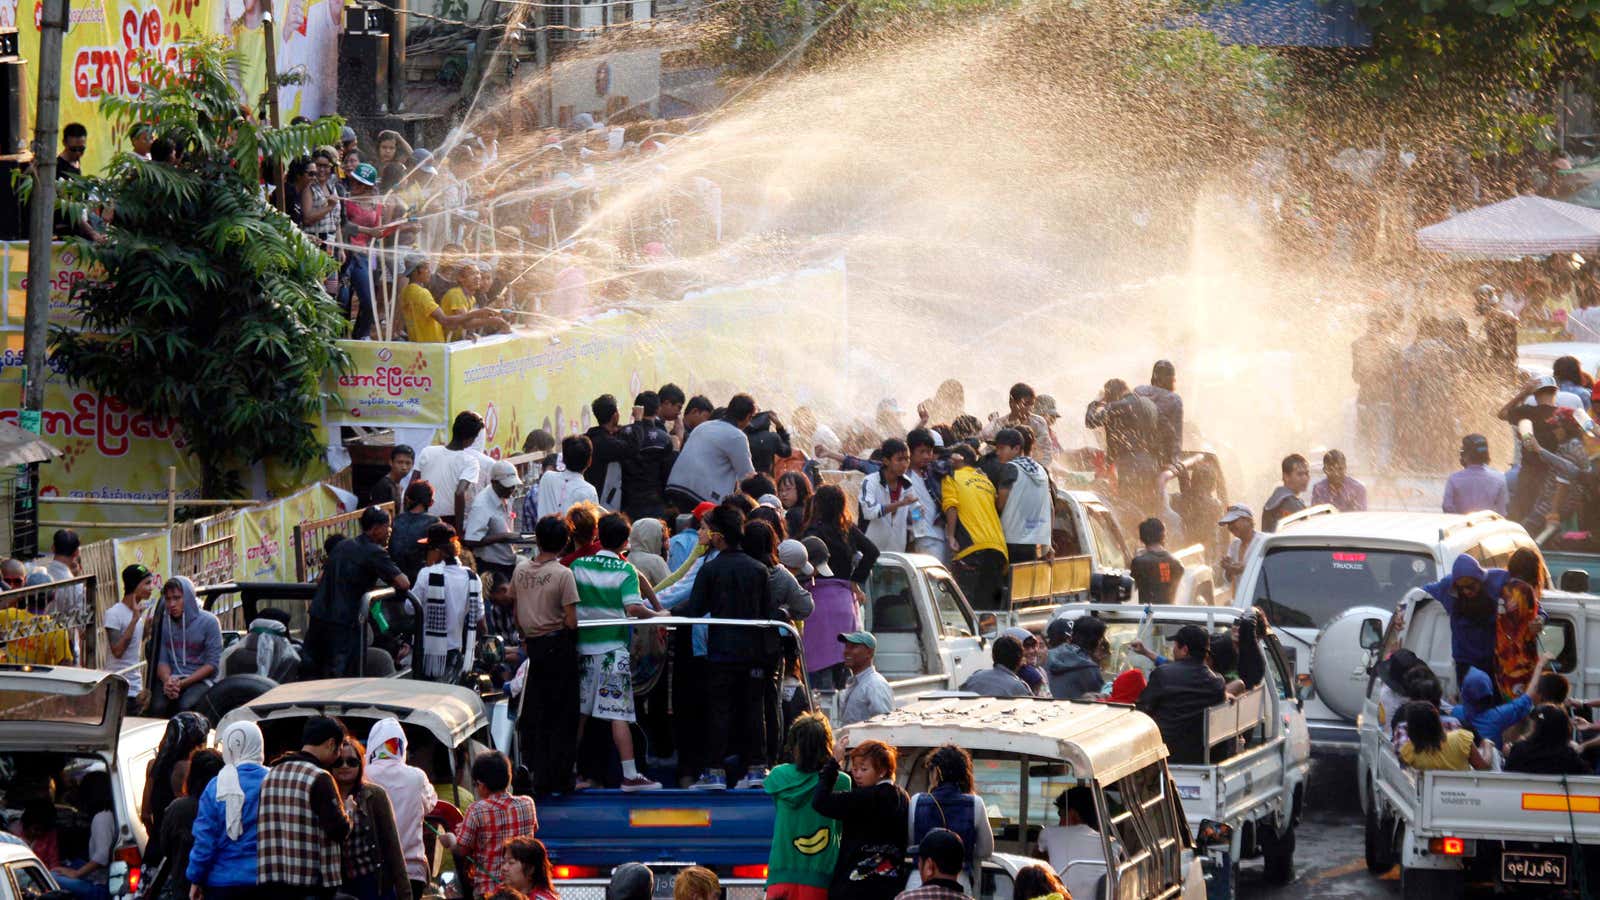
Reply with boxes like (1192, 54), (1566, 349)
(579, 648), (636, 722)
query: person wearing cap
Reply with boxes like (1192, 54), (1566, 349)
(894, 828), (969, 900)
(838, 632), (893, 725)
(305, 506), (412, 678)
(397, 255), (506, 343)
(940, 443), (1008, 610)
(1443, 434), (1508, 515)
(1046, 615), (1105, 699)
(105, 564), (157, 699)
(1216, 504), (1256, 587)
(959, 635), (1032, 698)
(1135, 361), (1184, 467)
(773, 539), (816, 621)
(1311, 449), (1367, 512)
(1136, 624), (1225, 764)
(799, 534), (865, 692)
(1501, 374), (1574, 523)
(607, 862), (654, 900)
(464, 459), (524, 582)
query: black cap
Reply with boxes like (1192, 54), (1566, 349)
(606, 863), (654, 900)
(1461, 433), (1489, 456)
(1046, 617), (1073, 644)
(949, 443), (977, 464)
(120, 564), (151, 595)
(918, 827), (965, 875)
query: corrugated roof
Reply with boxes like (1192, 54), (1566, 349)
(221, 677), (487, 747)
(843, 696), (1167, 785)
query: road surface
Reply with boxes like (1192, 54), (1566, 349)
(1239, 752), (1398, 900)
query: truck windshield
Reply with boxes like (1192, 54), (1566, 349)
(1254, 547), (1433, 629)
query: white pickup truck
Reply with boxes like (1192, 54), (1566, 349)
(1359, 582), (1600, 897)
(1051, 489), (1218, 610)
(1077, 603), (1310, 897)
(861, 551), (994, 708)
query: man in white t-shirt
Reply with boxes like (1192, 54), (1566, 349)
(537, 435), (599, 520)
(414, 411), (485, 525)
(104, 565), (156, 700)
(465, 460), (523, 581)
(1039, 787), (1110, 900)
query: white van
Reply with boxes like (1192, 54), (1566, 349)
(1230, 506), (1540, 747)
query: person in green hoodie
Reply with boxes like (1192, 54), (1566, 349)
(765, 712), (851, 900)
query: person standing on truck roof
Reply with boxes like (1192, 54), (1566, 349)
(1136, 625), (1226, 765)
(390, 481), (440, 586)
(439, 752), (538, 899)
(364, 718), (437, 900)
(1135, 360), (1184, 467)
(621, 391), (677, 522)
(572, 513), (666, 792)
(812, 740), (911, 900)
(982, 383), (1055, 469)
(584, 394), (637, 512)
(766, 712), (852, 900)
(414, 411), (485, 526)
(1129, 518), (1184, 605)
(1260, 454), (1308, 533)
(959, 635), (1032, 698)
(1216, 504), (1256, 588)
(677, 504), (782, 791)
(1084, 379), (1160, 515)
(861, 438), (918, 554)
(1500, 376), (1568, 526)
(838, 632), (894, 725)
(992, 429), (1053, 565)
(1443, 434), (1508, 515)
(941, 444), (1008, 610)
(257, 717), (352, 898)
(415, 523), (484, 684)
(905, 429), (948, 563)
(1047, 616), (1105, 699)
(1310, 449), (1367, 512)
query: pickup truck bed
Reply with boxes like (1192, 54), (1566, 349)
(1378, 753), (1600, 845)
(1169, 737), (1288, 827)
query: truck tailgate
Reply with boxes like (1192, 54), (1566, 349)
(1421, 771), (1600, 843)
(537, 790), (775, 867)
(1169, 740), (1285, 825)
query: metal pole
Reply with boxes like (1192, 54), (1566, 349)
(24, 0), (68, 418)
(261, 0), (283, 129)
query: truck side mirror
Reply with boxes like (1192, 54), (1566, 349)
(1560, 569), (1590, 593)
(1359, 618), (1383, 651)
(978, 612), (998, 640)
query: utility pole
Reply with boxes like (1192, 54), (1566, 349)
(261, 0), (282, 128)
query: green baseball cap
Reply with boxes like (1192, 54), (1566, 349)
(837, 631), (877, 650)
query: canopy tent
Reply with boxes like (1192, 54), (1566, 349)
(0, 421), (60, 468)
(1416, 196), (1600, 257)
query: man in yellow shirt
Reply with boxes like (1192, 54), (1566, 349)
(941, 442), (1009, 610)
(399, 256), (509, 343)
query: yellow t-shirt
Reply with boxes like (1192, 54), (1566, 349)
(941, 465), (1008, 561)
(438, 287), (474, 340)
(0, 609), (72, 665)
(1399, 727), (1475, 771)
(402, 283), (446, 343)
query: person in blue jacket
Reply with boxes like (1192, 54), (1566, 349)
(187, 721), (268, 900)
(1423, 554), (1499, 686)
(1451, 661), (1549, 750)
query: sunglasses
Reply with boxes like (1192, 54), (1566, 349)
(64, 145), (86, 155)
(333, 757), (361, 768)
(2, 577), (22, 588)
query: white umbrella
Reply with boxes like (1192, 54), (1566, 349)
(1416, 195), (1600, 256)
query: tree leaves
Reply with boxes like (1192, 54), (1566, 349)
(47, 40), (350, 497)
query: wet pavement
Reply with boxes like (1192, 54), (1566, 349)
(1238, 752), (1399, 900)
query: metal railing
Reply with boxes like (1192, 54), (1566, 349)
(0, 574), (98, 667)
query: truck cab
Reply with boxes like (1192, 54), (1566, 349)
(1053, 604), (1309, 898)
(1055, 490), (1217, 609)
(1230, 507), (1540, 748)
(862, 553), (990, 705)
(1358, 585), (1600, 898)
(845, 696), (1206, 900)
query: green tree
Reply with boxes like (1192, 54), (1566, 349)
(49, 40), (350, 497)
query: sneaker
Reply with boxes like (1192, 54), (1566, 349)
(736, 768), (769, 789)
(620, 774), (663, 792)
(688, 772), (727, 791)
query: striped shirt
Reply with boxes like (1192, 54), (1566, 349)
(571, 550), (643, 654)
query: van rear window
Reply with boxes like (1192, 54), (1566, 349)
(1253, 548), (1433, 629)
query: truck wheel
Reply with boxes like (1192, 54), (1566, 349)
(1400, 867), (1461, 900)
(1365, 806), (1395, 874)
(1262, 822), (1295, 884)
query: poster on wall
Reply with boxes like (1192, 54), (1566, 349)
(5, 0), (341, 174)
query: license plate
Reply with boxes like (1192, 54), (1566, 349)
(1502, 851), (1568, 886)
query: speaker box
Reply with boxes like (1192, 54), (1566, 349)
(0, 62), (23, 158)
(338, 34), (390, 117)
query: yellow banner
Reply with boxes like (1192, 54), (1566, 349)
(113, 530), (171, 583)
(8, 0), (341, 175)
(0, 242), (94, 331)
(326, 341), (450, 429)
(235, 502), (287, 582)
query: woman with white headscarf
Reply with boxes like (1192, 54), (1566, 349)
(365, 718), (437, 900)
(186, 721), (268, 899)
